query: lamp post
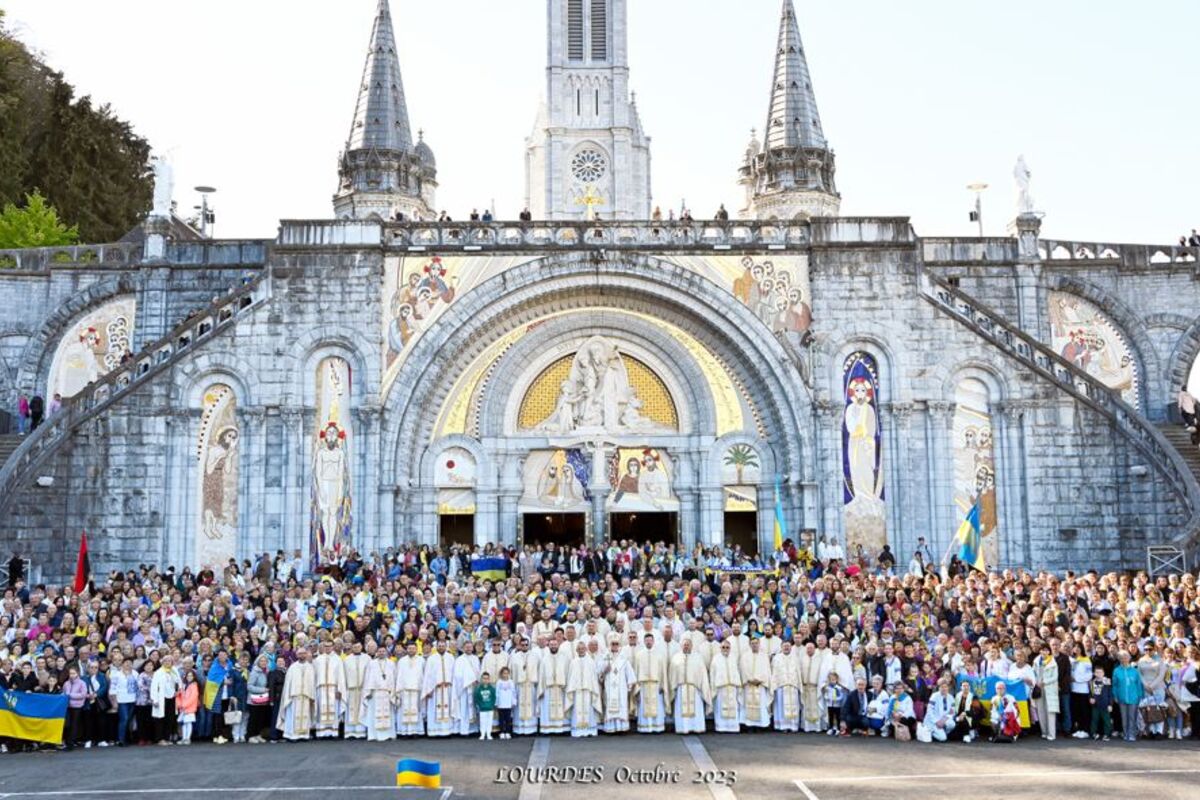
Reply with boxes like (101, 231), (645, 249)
(967, 182), (988, 237)
(194, 186), (217, 238)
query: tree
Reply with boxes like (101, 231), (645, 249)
(723, 444), (759, 484)
(0, 191), (78, 250)
(0, 12), (152, 243)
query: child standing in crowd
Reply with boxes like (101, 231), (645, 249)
(822, 671), (846, 735)
(1089, 666), (1113, 741)
(474, 672), (496, 741)
(176, 670), (198, 745)
(495, 667), (515, 740)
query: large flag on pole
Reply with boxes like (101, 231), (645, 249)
(773, 478), (786, 553)
(955, 502), (986, 572)
(73, 531), (91, 593)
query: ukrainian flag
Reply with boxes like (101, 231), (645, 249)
(955, 501), (986, 572)
(471, 556), (506, 583)
(956, 674), (1032, 727)
(772, 477), (786, 553)
(0, 689), (67, 744)
(397, 758), (441, 789)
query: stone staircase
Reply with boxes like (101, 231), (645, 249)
(919, 268), (1200, 549)
(1158, 423), (1200, 484)
(0, 273), (273, 522)
(0, 434), (22, 471)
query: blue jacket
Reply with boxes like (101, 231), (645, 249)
(1112, 665), (1143, 705)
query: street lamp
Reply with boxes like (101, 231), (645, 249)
(966, 182), (988, 237)
(194, 186), (217, 238)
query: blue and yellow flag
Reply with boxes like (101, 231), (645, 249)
(0, 689), (67, 744)
(471, 556), (506, 583)
(397, 758), (441, 789)
(955, 501), (986, 572)
(955, 673), (1031, 727)
(773, 478), (786, 553)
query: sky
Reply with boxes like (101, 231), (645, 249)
(4, 0), (1198, 242)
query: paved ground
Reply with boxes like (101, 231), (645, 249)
(0, 734), (1197, 800)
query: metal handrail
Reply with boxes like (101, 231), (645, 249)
(0, 273), (272, 520)
(920, 270), (1200, 547)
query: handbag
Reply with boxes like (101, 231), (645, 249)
(1142, 705), (1166, 725)
(894, 723), (912, 742)
(1032, 686), (1042, 700)
(224, 700), (243, 725)
(915, 722), (932, 743)
(249, 692), (270, 706)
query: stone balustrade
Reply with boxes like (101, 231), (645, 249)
(0, 273), (273, 520)
(1039, 238), (1198, 266)
(919, 269), (1200, 545)
(0, 242), (143, 270)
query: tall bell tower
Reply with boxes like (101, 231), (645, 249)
(525, 0), (652, 220)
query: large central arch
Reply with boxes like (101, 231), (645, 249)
(379, 251), (815, 545)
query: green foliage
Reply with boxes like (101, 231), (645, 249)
(0, 190), (79, 250)
(0, 13), (153, 243)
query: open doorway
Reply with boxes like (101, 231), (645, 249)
(723, 511), (758, 556)
(609, 512), (678, 546)
(522, 513), (586, 549)
(439, 515), (474, 549)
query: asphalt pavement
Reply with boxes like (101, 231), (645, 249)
(0, 732), (1197, 800)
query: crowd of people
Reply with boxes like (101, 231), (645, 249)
(1, 539), (1199, 754)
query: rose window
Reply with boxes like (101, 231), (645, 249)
(570, 149), (608, 183)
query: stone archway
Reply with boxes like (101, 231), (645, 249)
(379, 251), (815, 545)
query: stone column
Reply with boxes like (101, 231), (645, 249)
(813, 400), (843, 543)
(239, 406), (267, 558)
(162, 409), (193, 569)
(884, 402), (915, 558)
(281, 408), (306, 563)
(1010, 213), (1047, 341)
(925, 401), (956, 560)
(356, 406), (381, 554)
(498, 452), (523, 547)
(586, 442), (611, 546)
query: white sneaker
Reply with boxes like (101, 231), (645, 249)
(1073, 731), (1090, 739)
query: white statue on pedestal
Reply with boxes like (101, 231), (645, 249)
(151, 156), (174, 218)
(1014, 155), (1034, 215)
(537, 336), (670, 435)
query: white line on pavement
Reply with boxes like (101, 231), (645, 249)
(517, 736), (551, 800)
(0, 788), (453, 799)
(681, 736), (738, 800)
(792, 779), (821, 800)
(798, 767), (1200, 784)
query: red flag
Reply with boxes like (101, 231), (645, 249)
(73, 531), (91, 593)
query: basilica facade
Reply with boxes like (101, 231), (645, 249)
(2, 0), (1199, 581)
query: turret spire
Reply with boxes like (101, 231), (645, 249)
(334, 0), (436, 221)
(348, 0), (412, 152)
(765, 0), (825, 152)
(738, 0), (839, 220)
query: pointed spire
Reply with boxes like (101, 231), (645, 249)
(765, 0), (825, 152)
(347, 0), (412, 153)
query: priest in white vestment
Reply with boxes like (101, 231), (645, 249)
(361, 648), (396, 741)
(421, 641), (457, 737)
(341, 643), (370, 738)
(565, 642), (601, 737)
(670, 640), (711, 734)
(481, 640), (510, 694)
(829, 639), (854, 690)
(510, 638), (542, 736)
(313, 641), (346, 738)
(800, 640), (833, 733)
(771, 641), (802, 732)
(538, 639), (572, 734)
(739, 637), (772, 728)
(540, 638), (571, 738)
(599, 636), (636, 733)
(633, 633), (671, 733)
(276, 649), (317, 741)
(452, 640), (482, 736)
(709, 640), (743, 732)
(393, 644), (425, 737)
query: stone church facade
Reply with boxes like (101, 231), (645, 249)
(1, 0), (1199, 580)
